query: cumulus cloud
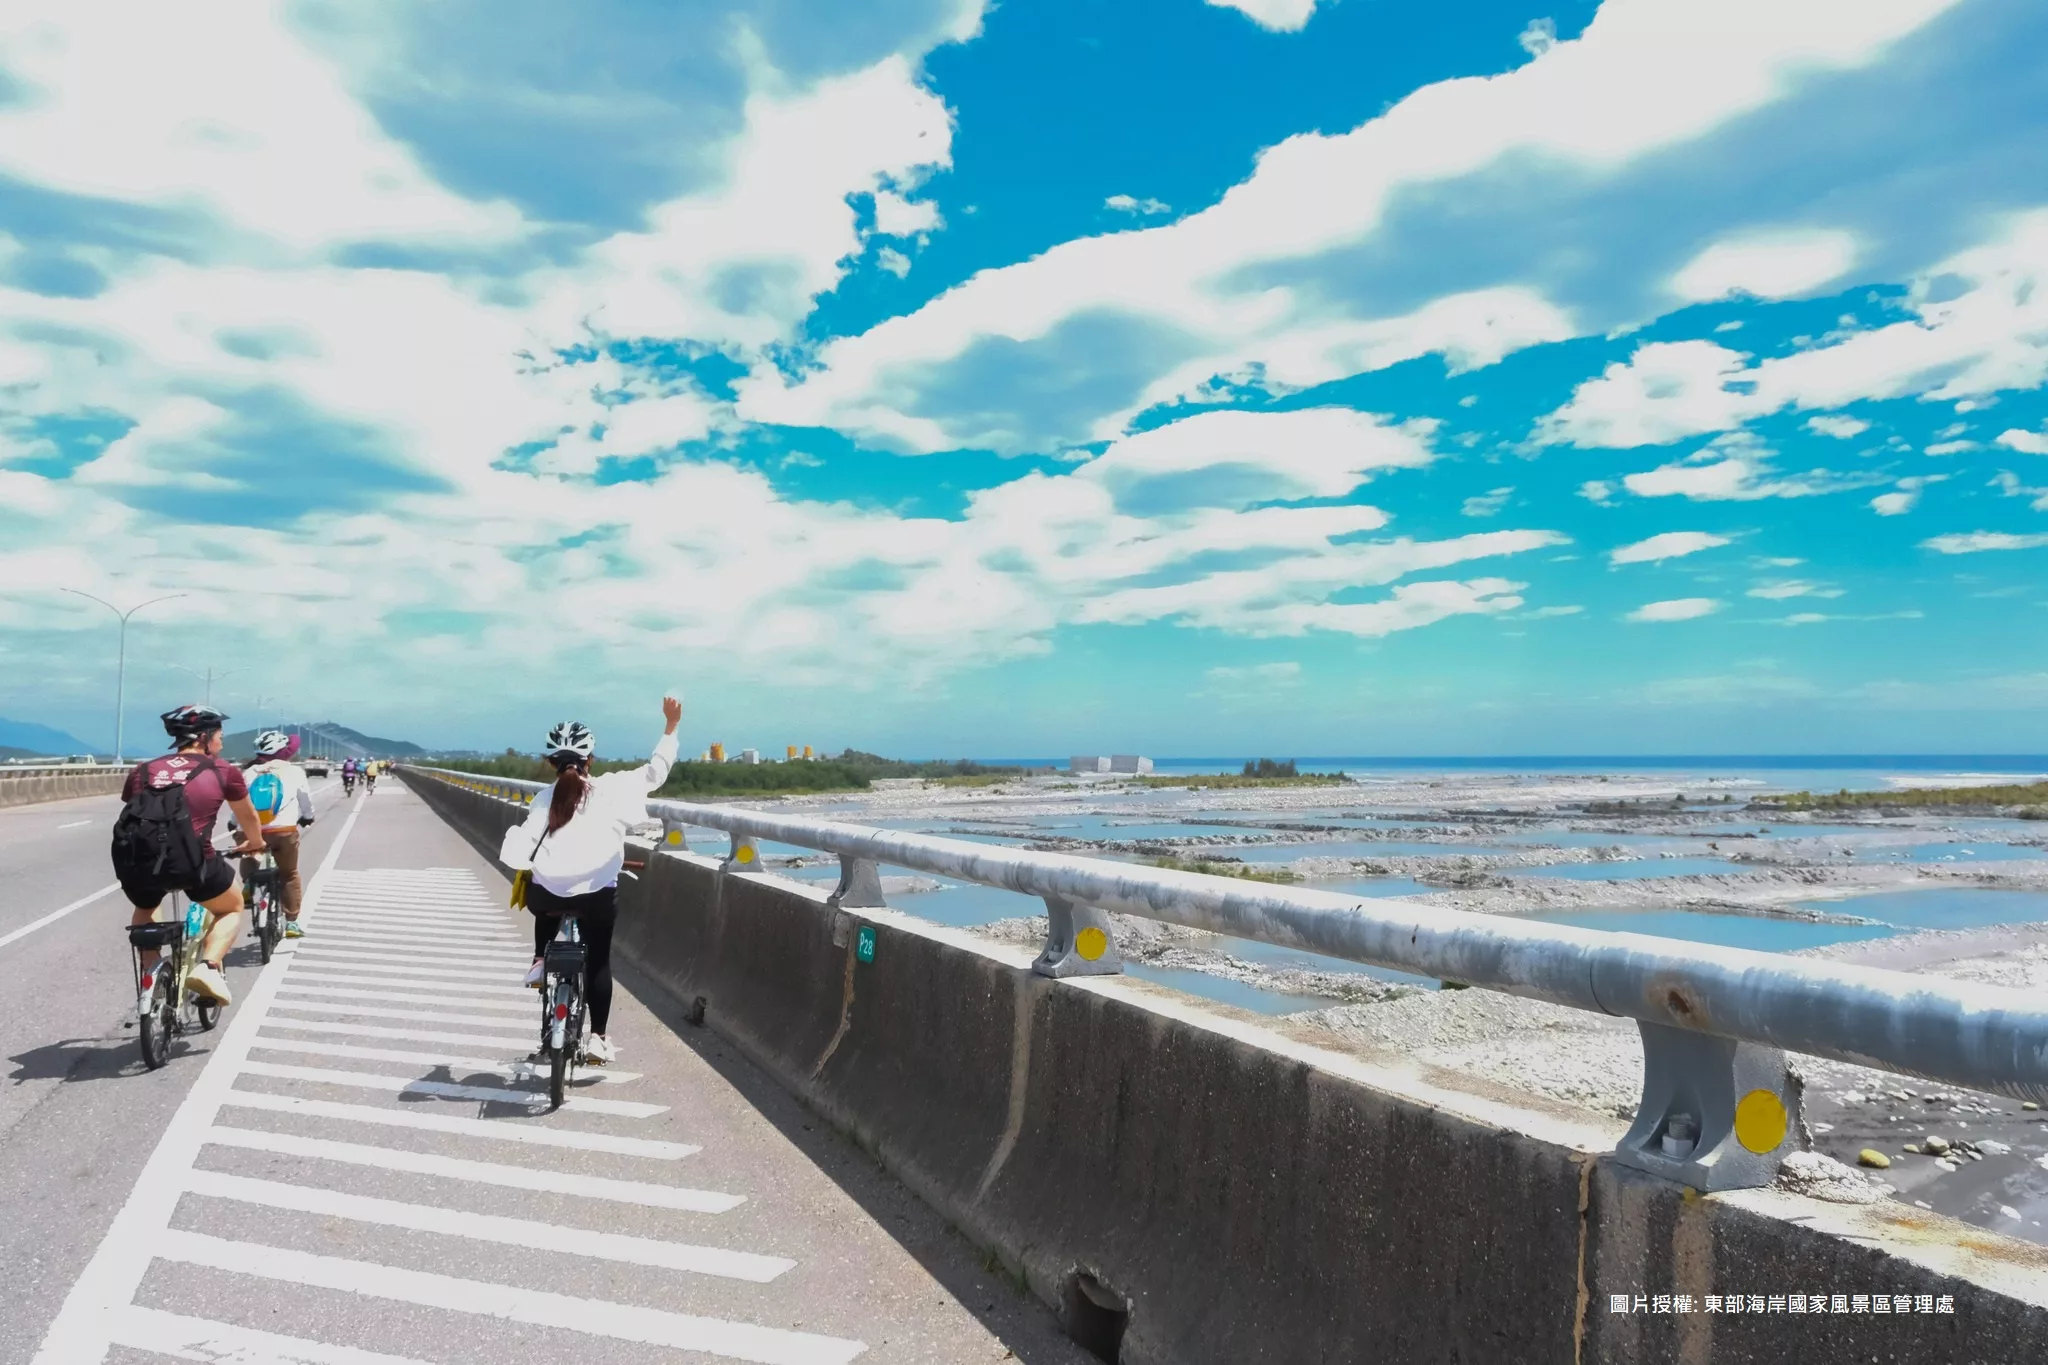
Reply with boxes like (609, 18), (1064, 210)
(1991, 470), (2048, 511)
(1627, 597), (1722, 622)
(1609, 530), (1731, 565)
(1518, 19), (1559, 58)
(1805, 414), (1870, 439)
(1998, 427), (2048, 454)
(1669, 229), (1858, 302)
(877, 247), (913, 278)
(1620, 439), (1881, 502)
(1461, 486), (1514, 517)
(1920, 531), (2048, 554)
(1204, 0), (1319, 32)
(1105, 195), (1172, 216)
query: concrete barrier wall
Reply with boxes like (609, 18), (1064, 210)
(403, 769), (2048, 1365)
(0, 769), (125, 810)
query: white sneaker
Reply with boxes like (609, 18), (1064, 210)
(582, 1034), (617, 1066)
(522, 959), (544, 987)
(186, 961), (233, 1007)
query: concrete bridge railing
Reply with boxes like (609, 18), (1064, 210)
(399, 762), (2048, 1365)
(0, 764), (125, 809)
(407, 765), (2048, 1195)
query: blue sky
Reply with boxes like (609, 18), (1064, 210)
(3, 0), (2047, 758)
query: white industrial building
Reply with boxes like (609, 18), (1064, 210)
(1070, 755), (1153, 775)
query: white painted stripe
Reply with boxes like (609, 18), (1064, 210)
(275, 985), (534, 1015)
(31, 787), (372, 1365)
(156, 1231), (866, 1365)
(314, 910), (514, 928)
(249, 1036), (641, 1085)
(317, 895), (502, 908)
(203, 1125), (736, 1211)
(256, 1017), (536, 1049)
(57, 819), (92, 829)
(292, 937), (528, 961)
(236, 1060), (666, 1117)
(183, 1170), (790, 1281)
(217, 1091), (695, 1158)
(289, 957), (522, 983)
(284, 972), (532, 1003)
(111, 1306), (435, 1364)
(0, 880), (121, 955)
(268, 1000), (544, 1029)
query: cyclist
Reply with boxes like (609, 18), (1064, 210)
(363, 760), (378, 793)
(242, 730), (316, 939)
(341, 757), (357, 796)
(111, 705), (265, 1007)
(498, 695), (681, 1066)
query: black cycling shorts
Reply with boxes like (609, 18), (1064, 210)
(121, 851), (238, 912)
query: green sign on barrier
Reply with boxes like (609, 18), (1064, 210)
(856, 924), (876, 964)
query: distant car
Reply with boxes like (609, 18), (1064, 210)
(305, 757), (331, 776)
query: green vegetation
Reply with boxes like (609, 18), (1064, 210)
(1146, 854), (1303, 884)
(1757, 781), (2048, 812)
(422, 747), (1043, 799)
(1242, 758), (1299, 778)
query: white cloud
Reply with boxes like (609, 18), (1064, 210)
(1747, 580), (1843, 600)
(1461, 486), (1514, 517)
(1541, 210), (2048, 449)
(742, 0), (1963, 455)
(1997, 428), (2048, 455)
(1609, 530), (1731, 565)
(1805, 414), (1870, 439)
(1991, 470), (2048, 512)
(1621, 440), (1879, 502)
(1669, 229), (1858, 302)
(1105, 195), (1172, 216)
(1921, 531), (2048, 554)
(1072, 406), (1437, 509)
(1579, 479), (1617, 506)
(877, 247), (912, 278)
(1870, 491), (1916, 515)
(1518, 19), (1559, 58)
(872, 190), (943, 237)
(1925, 439), (1977, 455)
(1526, 604), (1585, 618)
(1627, 597), (1723, 622)
(1204, 0), (1319, 32)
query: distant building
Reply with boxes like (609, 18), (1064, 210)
(1110, 755), (1154, 775)
(1069, 756), (1109, 773)
(709, 742), (725, 763)
(740, 748), (760, 765)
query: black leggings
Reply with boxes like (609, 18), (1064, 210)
(527, 883), (618, 1036)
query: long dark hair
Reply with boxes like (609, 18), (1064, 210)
(547, 753), (591, 833)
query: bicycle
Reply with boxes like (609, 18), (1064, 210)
(535, 917), (588, 1111)
(242, 847), (283, 964)
(126, 892), (220, 1071)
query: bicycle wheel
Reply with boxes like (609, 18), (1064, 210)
(549, 1045), (568, 1111)
(138, 981), (172, 1070)
(195, 995), (220, 1032)
(260, 887), (281, 963)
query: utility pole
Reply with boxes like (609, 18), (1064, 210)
(60, 589), (186, 764)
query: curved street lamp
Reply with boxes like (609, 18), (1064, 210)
(60, 589), (187, 764)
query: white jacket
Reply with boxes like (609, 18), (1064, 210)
(500, 731), (677, 898)
(246, 759), (315, 833)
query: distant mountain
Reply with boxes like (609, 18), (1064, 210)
(222, 720), (428, 761)
(0, 717), (97, 757)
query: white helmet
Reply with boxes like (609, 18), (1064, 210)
(255, 729), (295, 758)
(545, 721), (594, 760)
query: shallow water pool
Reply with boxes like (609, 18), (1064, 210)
(1793, 887), (2048, 931)
(1518, 857), (1739, 881)
(1526, 907), (1893, 952)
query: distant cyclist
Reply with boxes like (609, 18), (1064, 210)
(341, 758), (357, 795)
(111, 705), (265, 1007)
(499, 696), (680, 1066)
(364, 760), (378, 793)
(243, 730), (315, 939)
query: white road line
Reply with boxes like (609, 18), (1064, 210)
(292, 937), (529, 961)
(156, 1231), (866, 1365)
(275, 985), (534, 1015)
(314, 910), (515, 929)
(31, 787), (372, 1365)
(236, 1059), (668, 1117)
(257, 1018), (537, 1050)
(289, 957), (523, 984)
(217, 1092), (697, 1159)
(267, 1000), (547, 1029)
(286, 970), (536, 1002)
(248, 1036), (642, 1085)
(203, 1125), (738, 1211)
(57, 819), (92, 829)
(183, 1170), (791, 1281)
(112, 1305), (436, 1364)
(0, 880), (121, 954)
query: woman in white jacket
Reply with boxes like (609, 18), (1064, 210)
(500, 695), (681, 1064)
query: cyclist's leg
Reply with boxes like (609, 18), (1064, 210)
(193, 856), (244, 966)
(270, 828), (304, 919)
(582, 888), (619, 1037)
(125, 887), (168, 970)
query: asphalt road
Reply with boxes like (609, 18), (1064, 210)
(6, 779), (1091, 1364)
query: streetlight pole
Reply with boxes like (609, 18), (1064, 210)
(60, 589), (186, 764)
(167, 664), (244, 705)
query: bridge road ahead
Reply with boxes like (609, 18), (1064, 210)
(9, 777), (1091, 1364)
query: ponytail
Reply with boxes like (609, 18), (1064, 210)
(547, 755), (590, 833)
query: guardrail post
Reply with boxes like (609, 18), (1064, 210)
(827, 856), (886, 910)
(659, 818), (690, 854)
(1033, 895), (1121, 978)
(722, 833), (761, 874)
(1610, 1022), (1801, 1192)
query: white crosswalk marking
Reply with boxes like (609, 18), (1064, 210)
(38, 853), (866, 1362)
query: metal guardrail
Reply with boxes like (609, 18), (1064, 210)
(0, 764), (115, 776)
(407, 764), (2048, 1191)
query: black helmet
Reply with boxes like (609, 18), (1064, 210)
(161, 703), (228, 745)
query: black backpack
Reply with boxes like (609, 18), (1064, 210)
(111, 756), (216, 884)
